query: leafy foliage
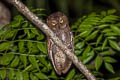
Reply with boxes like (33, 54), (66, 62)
(73, 9), (119, 75)
(0, 9), (120, 79)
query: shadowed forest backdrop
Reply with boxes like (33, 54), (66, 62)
(0, 0), (120, 80)
(2, 0), (120, 20)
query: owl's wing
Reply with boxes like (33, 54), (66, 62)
(47, 37), (51, 60)
(47, 37), (62, 75)
(62, 31), (74, 73)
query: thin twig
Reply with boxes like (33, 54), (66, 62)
(5, 0), (96, 80)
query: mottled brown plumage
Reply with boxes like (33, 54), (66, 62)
(0, 2), (11, 29)
(47, 12), (74, 75)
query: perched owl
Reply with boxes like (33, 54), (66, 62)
(47, 12), (74, 75)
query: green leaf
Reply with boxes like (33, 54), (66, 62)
(27, 41), (33, 53)
(0, 30), (5, 37)
(105, 62), (115, 74)
(75, 50), (83, 56)
(85, 30), (98, 41)
(4, 30), (16, 39)
(10, 57), (19, 67)
(107, 36), (117, 39)
(37, 42), (47, 54)
(18, 34), (26, 39)
(108, 77), (120, 80)
(101, 11), (106, 16)
(8, 69), (14, 80)
(82, 45), (91, 58)
(65, 69), (75, 80)
(30, 73), (38, 80)
(29, 33), (36, 39)
(75, 41), (85, 49)
(110, 25), (120, 35)
(107, 9), (116, 15)
(49, 70), (57, 79)
(14, 15), (24, 21)
(102, 39), (107, 50)
(95, 55), (103, 70)
(24, 29), (30, 35)
(31, 29), (39, 35)
(99, 51), (114, 56)
(103, 57), (117, 63)
(0, 42), (11, 51)
(10, 20), (21, 27)
(105, 32), (117, 36)
(11, 46), (18, 51)
(109, 40), (120, 51)
(83, 51), (94, 64)
(38, 56), (49, 68)
(18, 41), (24, 52)
(22, 22), (28, 27)
(79, 25), (93, 32)
(23, 72), (29, 80)
(0, 68), (6, 80)
(81, 14), (100, 26)
(37, 34), (45, 40)
(101, 15), (119, 23)
(20, 55), (27, 67)
(29, 56), (40, 71)
(83, 55), (94, 64)
(29, 43), (39, 53)
(102, 29), (112, 33)
(79, 31), (90, 37)
(116, 23), (120, 27)
(98, 24), (109, 29)
(41, 67), (48, 72)
(96, 34), (103, 46)
(16, 71), (23, 80)
(95, 46), (110, 51)
(34, 72), (48, 79)
(0, 53), (14, 65)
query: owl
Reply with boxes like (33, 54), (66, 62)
(47, 12), (74, 75)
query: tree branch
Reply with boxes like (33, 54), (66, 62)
(6, 0), (96, 80)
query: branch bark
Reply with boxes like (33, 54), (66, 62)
(6, 0), (96, 80)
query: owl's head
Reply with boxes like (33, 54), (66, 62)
(46, 12), (69, 31)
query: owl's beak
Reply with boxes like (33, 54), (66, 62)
(58, 23), (67, 29)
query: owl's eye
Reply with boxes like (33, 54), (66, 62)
(60, 19), (64, 23)
(51, 23), (56, 26)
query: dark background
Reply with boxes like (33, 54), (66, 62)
(1, 0), (120, 22)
